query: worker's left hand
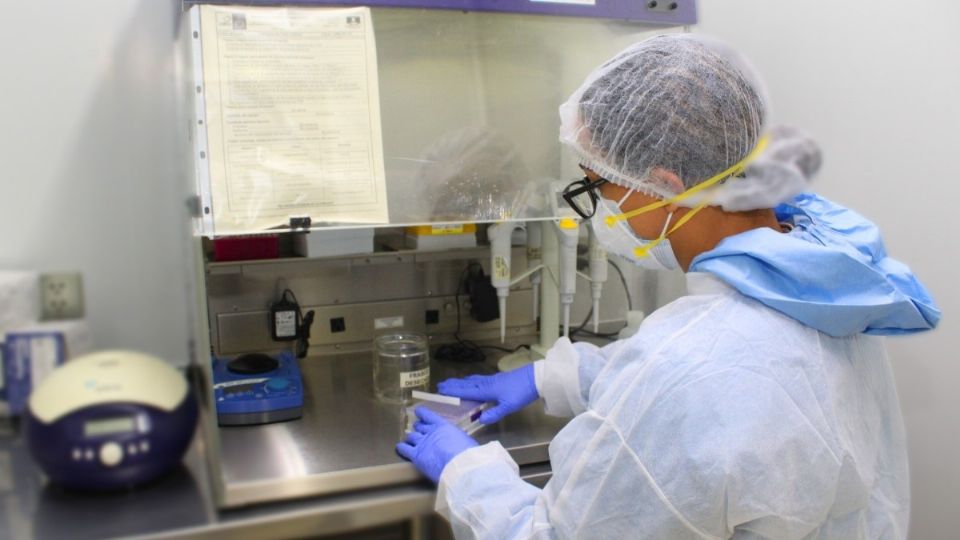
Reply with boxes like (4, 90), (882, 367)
(396, 407), (478, 483)
(438, 363), (539, 424)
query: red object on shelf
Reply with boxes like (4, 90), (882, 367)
(213, 235), (280, 262)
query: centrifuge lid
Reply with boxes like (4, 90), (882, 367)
(28, 350), (188, 423)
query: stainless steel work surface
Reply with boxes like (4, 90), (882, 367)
(0, 419), (551, 540)
(217, 349), (568, 506)
(0, 428), (440, 540)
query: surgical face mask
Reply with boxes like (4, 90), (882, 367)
(591, 194), (680, 271)
(586, 134), (773, 272)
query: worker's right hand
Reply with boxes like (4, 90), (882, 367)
(437, 364), (539, 424)
(396, 407), (478, 484)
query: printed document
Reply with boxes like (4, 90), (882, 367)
(200, 5), (388, 232)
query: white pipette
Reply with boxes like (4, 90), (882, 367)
(588, 226), (608, 333)
(526, 223), (543, 320)
(488, 222), (518, 343)
(555, 218), (579, 337)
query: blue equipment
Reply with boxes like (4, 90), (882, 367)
(23, 351), (198, 491)
(213, 351), (304, 426)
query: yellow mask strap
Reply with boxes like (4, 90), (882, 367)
(606, 134), (770, 227)
(632, 201), (710, 258)
(633, 210), (673, 258)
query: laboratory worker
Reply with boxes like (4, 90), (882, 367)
(396, 34), (941, 539)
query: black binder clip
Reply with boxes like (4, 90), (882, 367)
(289, 216), (312, 231)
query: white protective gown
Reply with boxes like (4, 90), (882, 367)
(435, 193), (940, 539)
(437, 272), (909, 539)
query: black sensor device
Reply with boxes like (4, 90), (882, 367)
(270, 291), (301, 341)
(466, 267), (500, 323)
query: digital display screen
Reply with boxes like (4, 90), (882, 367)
(84, 417), (136, 437)
(225, 383), (257, 396)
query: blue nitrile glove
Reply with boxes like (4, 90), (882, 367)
(396, 407), (478, 483)
(437, 363), (538, 424)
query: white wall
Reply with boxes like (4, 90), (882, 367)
(0, 1), (190, 365)
(697, 2), (960, 537)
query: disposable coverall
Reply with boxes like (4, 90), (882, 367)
(434, 193), (940, 539)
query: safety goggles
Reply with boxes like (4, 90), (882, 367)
(562, 176), (609, 220)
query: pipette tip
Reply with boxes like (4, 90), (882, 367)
(499, 298), (507, 343)
(593, 300), (600, 333)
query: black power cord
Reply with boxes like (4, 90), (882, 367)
(436, 256), (632, 356)
(296, 309), (315, 359)
(569, 259), (632, 341)
(434, 262), (529, 363)
(434, 263), (486, 363)
(278, 288), (316, 359)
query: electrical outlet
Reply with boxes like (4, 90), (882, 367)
(40, 272), (84, 320)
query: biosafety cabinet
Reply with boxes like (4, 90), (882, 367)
(178, 0), (696, 509)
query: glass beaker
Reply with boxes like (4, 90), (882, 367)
(373, 332), (430, 403)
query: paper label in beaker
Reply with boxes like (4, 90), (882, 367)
(400, 367), (429, 389)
